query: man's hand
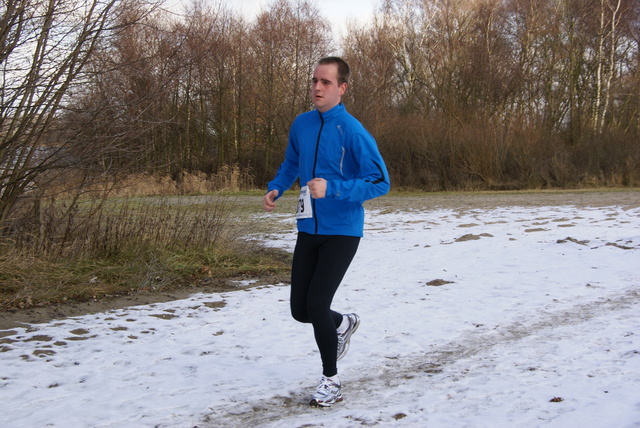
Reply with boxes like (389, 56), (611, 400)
(263, 189), (279, 212)
(307, 178), (327, 199)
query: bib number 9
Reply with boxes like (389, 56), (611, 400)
(296, 186), (313, 219)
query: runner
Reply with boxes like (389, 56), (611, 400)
(263, 56), (390, 407)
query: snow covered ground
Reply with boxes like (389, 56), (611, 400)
(1, 200), (639, 427)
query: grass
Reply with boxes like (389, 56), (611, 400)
(0, 245), (292, 309)
(0, 193), (292, 310)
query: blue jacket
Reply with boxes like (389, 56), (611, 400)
(268, 103), (390, 237)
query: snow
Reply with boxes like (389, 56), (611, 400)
(1, 202), (639, 427)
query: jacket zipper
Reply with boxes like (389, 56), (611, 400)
(312, 111), (324, 234)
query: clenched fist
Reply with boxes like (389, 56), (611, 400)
(307, 178), (327, 199)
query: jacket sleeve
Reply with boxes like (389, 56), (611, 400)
(267, 128), (300, 198)
(325, 131), (390, 203)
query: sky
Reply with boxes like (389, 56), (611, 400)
(167, 0), (379, 38)
(235, 0), (378, 36)
(1, 196), (639, 427)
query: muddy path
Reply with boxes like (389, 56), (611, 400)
(200, 287), (640, 427)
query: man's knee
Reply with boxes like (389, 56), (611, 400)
(304, 300), (327, 321)
(291, 306), (310, 323)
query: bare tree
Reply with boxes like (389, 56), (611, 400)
(5, 0), (636, 200)
(342, 18), (398, 134)
(249, 0), (332, 181)
(0, 0), (148, 230)
(592, 0), (638, 133)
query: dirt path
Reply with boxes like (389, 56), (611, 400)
(200, 287), (640, 427)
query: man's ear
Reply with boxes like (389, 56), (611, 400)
(339, 83), (347, 96)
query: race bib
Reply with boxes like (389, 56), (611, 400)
(296, 186), (313, 219)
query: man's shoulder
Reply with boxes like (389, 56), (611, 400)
(337, 110), (370, 136)
(340, 110), (362, 126)
(294, 109), (319, 122)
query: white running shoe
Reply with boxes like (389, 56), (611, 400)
(310, 375), (343, 407)
(337, 313), (360, 361)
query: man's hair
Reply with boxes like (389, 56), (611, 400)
(317, 56), (350, 86)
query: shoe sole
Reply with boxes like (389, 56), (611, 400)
(310, 396), (343, 407)
(337, 315), (360, 361)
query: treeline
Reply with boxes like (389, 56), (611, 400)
(354, 0), (640, 190)
(2, 0), (640, 226)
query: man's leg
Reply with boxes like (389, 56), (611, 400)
(305, 235), (360, 377)
(290, 232), (317, 324)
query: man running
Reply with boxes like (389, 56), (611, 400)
(263, 56), (390, 407)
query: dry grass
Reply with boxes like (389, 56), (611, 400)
(107, 167), (253, 197)
(0, 243), (291, 310)
(0, 189), (291, 310)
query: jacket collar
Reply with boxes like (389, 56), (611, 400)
(317, 103), (345, 120)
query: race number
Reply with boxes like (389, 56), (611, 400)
(296, 185), (313, 219)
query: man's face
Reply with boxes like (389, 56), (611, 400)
(311, 63), (346, 113)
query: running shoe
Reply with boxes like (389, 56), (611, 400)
(337, 313), (360, 361)
(310, 375), (342, 407)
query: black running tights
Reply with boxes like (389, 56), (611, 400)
(290, 232), (361, 377)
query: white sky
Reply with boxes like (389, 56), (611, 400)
(235, 0), (378, 36)
(166, 0), (379, 38)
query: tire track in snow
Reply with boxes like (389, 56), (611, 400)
(200, 287), (640, 427)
